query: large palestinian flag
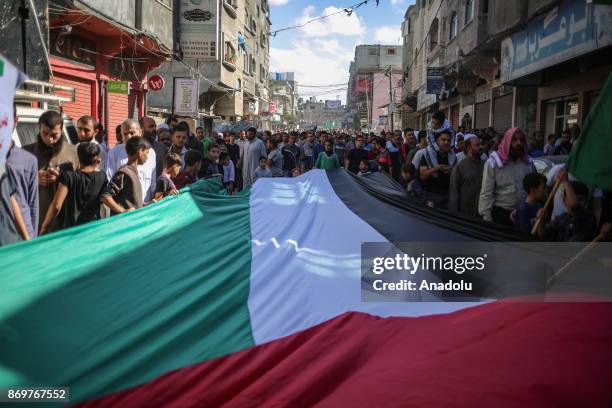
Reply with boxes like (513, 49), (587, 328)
(1, 170), (612, 407)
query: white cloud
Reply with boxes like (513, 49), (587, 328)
(269, 0), (290, 6)
(270, 39), (353, 103)
(297, 6), (365, 37)
(374, 25), (402, 44)
(390, 0), (405, 5)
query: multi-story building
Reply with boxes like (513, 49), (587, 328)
(147, 0), (271, 132)
(346, 44), (403, 132)
(269, 72), (298, 126)
(401, 0), (611, 135)
(2, 0), (174, 146)
(299, 98), (346, 129)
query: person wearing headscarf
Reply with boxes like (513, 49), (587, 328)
(478, 128), (536, 226)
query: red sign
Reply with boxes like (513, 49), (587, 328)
(269, 101), (276, 113)
(148, 75), (165, 91)
(355, 78), (371, 93)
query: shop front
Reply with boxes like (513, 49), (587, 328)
(48, 10), (170, 146)
(501, 0), (612, 136)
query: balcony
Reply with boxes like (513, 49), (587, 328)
(223, 0), (238, 18)
(223, 42), (237, 71)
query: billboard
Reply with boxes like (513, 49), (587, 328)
(325, 100), (342, 109)
(179, 0), (219, 60)
(354, 75), (371, 93)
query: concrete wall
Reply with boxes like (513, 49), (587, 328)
(0, 0), (50, 81)
(379, 46), (403, 70)
(140, 0), (173, 48)
(79, 0), (136, 27)
(527, 0), (559, 19)
(488, 0), (527, 36)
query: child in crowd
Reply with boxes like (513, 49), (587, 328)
(174, 150), (202, 189)
(40, 142), (107, 234)
(199, 143), (223, 179)
(152, 153), (182, 203)
(220, 152), (235, 193)
(516, 172), (547, 233)
(401, 162), (430, 206)
(543, 134), (556, 156)
(102, 136), (151, 215)
(254, 156), (272, 181)
(536, 178), (599, 241)
(357, 159), (370, 176)
(315, 140), (341, 170)
(291, 167), (302, 177)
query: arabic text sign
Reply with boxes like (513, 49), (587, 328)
(180, 0), (219, 60)
(107, 81), (129, 94)
(501, 0), (612, 82)
(426, 67), (445, 95)
(173, 78), (199, 116)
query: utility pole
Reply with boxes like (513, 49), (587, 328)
(385, 66), (394, 131)
(18, 0), (29, 75)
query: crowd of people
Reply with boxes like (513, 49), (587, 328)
(1, 107), (610, 247)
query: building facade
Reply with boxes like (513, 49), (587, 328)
(268, 72), (298, 127)
(299, 97), (346, 129)
(347, 44), (403, 132)
(400, 0), (611, 137)
(1, 0), (173, 146)
(147, 0), (271, 131)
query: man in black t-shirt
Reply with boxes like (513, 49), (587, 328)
(345, 135), (368, 174)
(40, 142), (107, 234)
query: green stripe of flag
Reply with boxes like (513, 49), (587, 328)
(0, 178), (255, 403)
(566, 72), (612, 191)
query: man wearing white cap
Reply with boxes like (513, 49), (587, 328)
(449, 134), (485, 217)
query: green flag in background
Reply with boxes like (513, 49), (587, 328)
(566, 72), (612, 191)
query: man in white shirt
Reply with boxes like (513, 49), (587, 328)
(105, 119), (157, 204)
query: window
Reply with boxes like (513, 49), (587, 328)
(408, 18), (412, 33)
(387, 48), (396, 56)
(237, 78), (242, 91)
(368, 47), (378, 56)
(429, 18), (439, 51)
(449, 12), (457, 41)
(465, 0), (474, 24)
(482, 0), (489, 14)
(224, 41), (237, 65)
(544, 97), (579, 136)
(257, 5), (260, 17)
(250, 56), (256, 75)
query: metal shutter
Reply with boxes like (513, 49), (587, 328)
(108, 92), (129, 147)
(492, 94), (513, 134)
(474, 101), (490, 129)
(51, 75), (93, 121)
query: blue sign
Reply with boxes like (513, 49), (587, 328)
(426, 67), (445, 95)
(501, 0), (612, 82)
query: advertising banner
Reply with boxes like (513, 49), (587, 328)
(173, 78), (199, 116)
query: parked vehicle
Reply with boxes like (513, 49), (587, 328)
(12, 80), (77, 147)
